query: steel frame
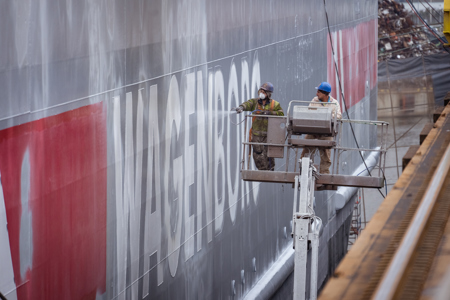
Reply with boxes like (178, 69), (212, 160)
(239, 103), (389, 190)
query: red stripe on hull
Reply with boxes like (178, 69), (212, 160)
(0, 103), (107, 300)
(327, 19), (378, 110)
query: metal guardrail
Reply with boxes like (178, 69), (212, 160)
(239, 101), (389, 190)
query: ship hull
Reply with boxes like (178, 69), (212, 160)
(0, 1), (377, 299)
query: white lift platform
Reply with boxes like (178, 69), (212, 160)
(238, 100), (389, 300)
(292, 157), (321, 300)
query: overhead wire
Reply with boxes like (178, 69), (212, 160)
(322, 0), (386, 198)
(407, 0), (443, 41)
(405, 0), (449, 48)
(416, 0), (443, 25)
(421, 0), (444, 19)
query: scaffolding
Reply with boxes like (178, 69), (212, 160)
(349, 189), (368, 247)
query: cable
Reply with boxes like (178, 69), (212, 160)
(406, 0), (449, 48)
(407, 0), (450, 54)
(229, 114), (246, 126)
(421, 0), (443, 19)
(407, 0), (443, 42)
(323, 0), (386, 198)
(416, 0), (442, 25)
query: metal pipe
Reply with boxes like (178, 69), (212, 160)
(248, 114), (286, 119)
(340, 119), (389, 126)
(243, 247), (295, 300)
(242, 114), (248, 171)
(378, 123), (388, 180)
(310, 233), (319, 300)
(383, 124), (388, 180)
(246, 115), (251, 170)
(337, 120), (343, 175)
(335, 149), (380, 210)
(332, 142), (338, 175)
(293, 175), (299, 216)
(379, 124), (384, 177)
(334, 146), (385, 152)
(293, 148), (298, 173)
(373, 143), (450, 300)
(243, 142), (290, 147)
(286, 131), (292, 173)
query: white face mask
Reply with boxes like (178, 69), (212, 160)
(259, 93), (266, 100)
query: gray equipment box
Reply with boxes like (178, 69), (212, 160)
(267, 117), (286, 158)
(291, 106), (333, 135)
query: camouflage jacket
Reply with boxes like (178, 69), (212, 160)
(240, 98), (284, 136)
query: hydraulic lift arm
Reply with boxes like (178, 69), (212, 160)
(292, 157), (321, 300)
(238, 100), (389, 300)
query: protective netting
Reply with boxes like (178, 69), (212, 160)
(378, 52), (450, 109)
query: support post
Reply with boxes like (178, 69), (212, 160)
(310, 232), (319, 300)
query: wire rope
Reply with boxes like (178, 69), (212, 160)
(406, 0), (449, 46)
(322, 0), (386, 198)
(416, 0), (443, 25)
(421, 0), (444, 18)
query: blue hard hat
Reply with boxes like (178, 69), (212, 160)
(260, 82), (274, 93)
(315, 82), (332, 93)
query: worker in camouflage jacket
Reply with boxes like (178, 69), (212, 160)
(235, 82), (284, 171)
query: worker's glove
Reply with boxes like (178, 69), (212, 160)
(235, 106), (244, 114)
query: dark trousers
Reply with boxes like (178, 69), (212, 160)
(252, 135), (275, 171)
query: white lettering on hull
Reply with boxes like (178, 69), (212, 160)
(214, 68), (226, 235)
(196, 70), (213, 251)
(19, 150), (32, 279)
(184, 73), (196, 262)
(227, 60), (240, 223)
(142, 85), (163, 297)
(112, 53), (262, 294)
(165, 75), (183, 277)
(250, 52), (261, 205)
(113, 95), (127, 300)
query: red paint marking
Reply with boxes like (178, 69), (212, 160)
(0, 103), (107, 300)
(327, 19), (378, 110)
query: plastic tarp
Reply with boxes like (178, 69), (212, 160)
(378, 53), (450, 105)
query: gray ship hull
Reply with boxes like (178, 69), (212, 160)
(0, 1), (378, 299)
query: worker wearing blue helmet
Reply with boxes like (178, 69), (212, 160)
(300, 82), (342, 174)
(235, 82), (284, 171)
(311, 82), (341, 119)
